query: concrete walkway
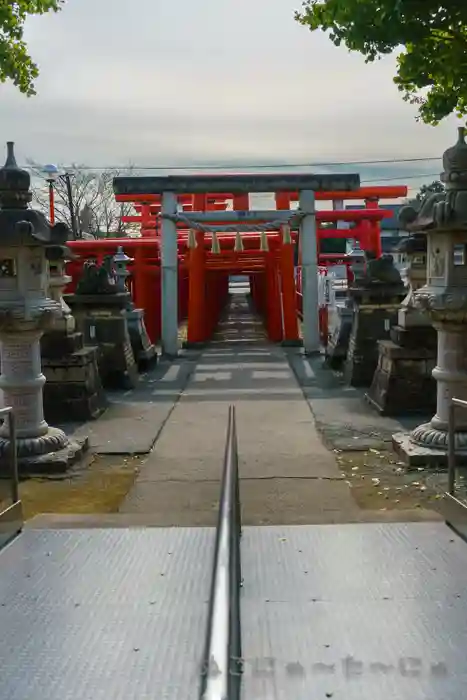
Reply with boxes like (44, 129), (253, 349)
(120, 294), (359, 525)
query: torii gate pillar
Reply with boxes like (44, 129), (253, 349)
(161, 191), (179, 356)
(299, 189), (320, 354)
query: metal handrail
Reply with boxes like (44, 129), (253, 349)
(0, 406), (19, 505)
(443, 398), (467, 539)
(0, 406), (22, 551)
(447, 398), (467, 497)
(200, 405), (242, 700)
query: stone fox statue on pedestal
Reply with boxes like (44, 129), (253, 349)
(354, 252), (403, 287)
(76, 256), (118, 295)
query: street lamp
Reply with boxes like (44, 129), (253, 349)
(43, 163), (59, 224)
(42, 164), (78, 239)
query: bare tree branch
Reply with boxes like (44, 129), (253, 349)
(27, 160), (138, 238)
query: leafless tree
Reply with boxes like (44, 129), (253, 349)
(27, 161), (138, 238)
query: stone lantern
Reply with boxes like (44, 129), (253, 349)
(0, 142), (87, 472)
(346, 240), (367, 284)
(40, 244), (107, 423)
(393, 127), (467, 465)
(113, 245), (133, 296)
(64, 255), (139, 389)
(46, 243), (76, 334)
(112, 245), (156, 368)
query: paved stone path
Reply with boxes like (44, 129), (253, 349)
(120, 293), (359, 525)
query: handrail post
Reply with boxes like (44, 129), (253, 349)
(448, 400), (456, 495)
(0, 406), (19, 504)
(9, 411), (19, 503)
(0, 406), (22, 550)
(443, 397), (467, 540)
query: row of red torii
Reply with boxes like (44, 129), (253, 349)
(75, 173), (408, 355)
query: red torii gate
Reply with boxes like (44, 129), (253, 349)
(117, 186), (407, 260)
(111, 186), (406, 346)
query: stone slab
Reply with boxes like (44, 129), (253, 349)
(120, 305), (358, 521)
(24, 507), (442, 529)
(393, 432), (467, 469)
(67, 355), (196, 455)
(390, 323), (437, 350)
(71, 402), (174, 454)
(375, 338), (436, 361)
(287, 352), (425, 451)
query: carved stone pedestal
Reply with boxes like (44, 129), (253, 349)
(41, 331), (107, 423)
(40, 253), (107, 422)
(366, 334), (437, 416)
(344, 285), (406, 387)
(127, 308), (157, 369)
(366, 234), (437, 415)
(112, 246), (157, 369)
(393, 321), (467, 467)
(65, 292), (138, 390)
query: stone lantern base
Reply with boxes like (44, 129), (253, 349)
(65, 292), (138, 390)
(0, 325), (89, 476)
(392, 321), (467, 468)
(366, 323), (437, 416)
(41, 330), (107, 423)
(0, 429), (89, 475)
(344, 285), (406, 387)
(392, 432), (467, 469)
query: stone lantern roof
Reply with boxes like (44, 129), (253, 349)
(0, 141), (69, 246)
(398, 127), (467, 233)
(441, 126), (467, 190)
(0, 142), (31, 209)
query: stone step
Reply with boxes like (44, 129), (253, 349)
(24, 507), (442, 530)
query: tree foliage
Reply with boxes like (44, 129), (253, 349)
(28, 162), (138, 238)
(415, 180), (445, 201)
(295, 0), (467, 125)
(0, 0), (64, 95)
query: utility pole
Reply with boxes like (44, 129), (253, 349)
(62, 172), (79, 239)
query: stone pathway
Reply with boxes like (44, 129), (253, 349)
(120, 293), (359, 525)
(26, 291), (442, 529)
(287, 349), (443, 517)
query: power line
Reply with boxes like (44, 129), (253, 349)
(362, 172), (439, 183)
(24, 155), (441, 172)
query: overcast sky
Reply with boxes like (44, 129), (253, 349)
(0, 0), (462, 194)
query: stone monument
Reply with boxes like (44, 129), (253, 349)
(64, 256), (138, 390)
(40, 243), (107, 422)
(344, 252), (406, 386)
(393, 127), (467, 465)
(366, 234), (437, 415)
(326, 243), (366, 369)
(113, 246), (156, 369)
(0, 141), (87, 474)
